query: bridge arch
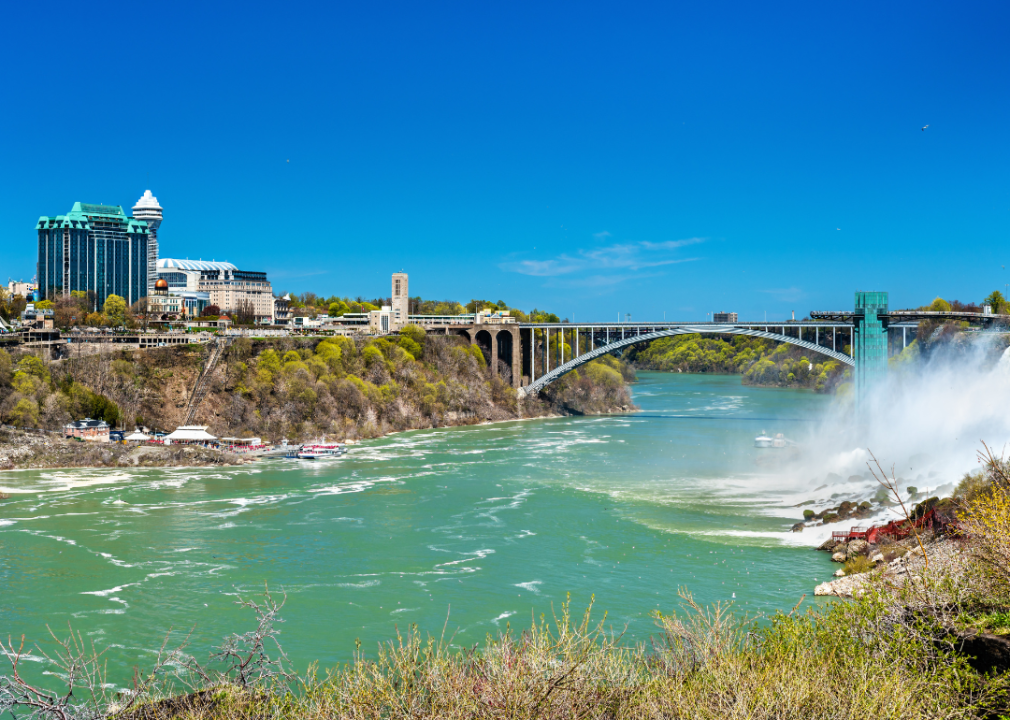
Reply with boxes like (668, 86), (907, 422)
(519, 326), (853, 397)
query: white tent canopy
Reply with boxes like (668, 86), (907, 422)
(164, 426), (217, 443)
(125, 430), (151, 441)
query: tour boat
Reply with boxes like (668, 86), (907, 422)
(295, 443), (346, 460)
(754, 432), (773, 448)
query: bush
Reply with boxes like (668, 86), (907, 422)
(843, 554), (874, 575)
(803, 509), (815, 520)
(958, 466), (1010, 596)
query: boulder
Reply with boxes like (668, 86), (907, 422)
(870, 552), (884, 564)
(833, 569), (846, 577)
(831, 552), (846, 563)
(953, 630), (1010, 674)
(847, 539), (869, 558)
(791, 522), (805, 533)
(814, 582), (834, 596)
(816, 538), (837, 552)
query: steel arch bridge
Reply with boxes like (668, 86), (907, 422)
(517, 325), (855, 398)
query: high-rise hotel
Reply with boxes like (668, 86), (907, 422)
(37, 202), (152, 308)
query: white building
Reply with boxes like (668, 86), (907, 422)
(132, 190), (163, 296)
(158, 259), (274, 323)
(369, 305), (395, 334)
(7, 280), (35, 298)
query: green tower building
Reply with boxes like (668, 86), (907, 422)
(853, 291), (888, 407)
(36, 203), (150, 309)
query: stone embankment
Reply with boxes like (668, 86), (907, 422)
(813, 533), (952, 597)
(0, 426), (248, 471)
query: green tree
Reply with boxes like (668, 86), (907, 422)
(984, 291), (1007, 315)
(104, 294), (127, 326)
(928, 297), (951, 312)
(35, 299), (54, 310)
(9, 398), (39, 427)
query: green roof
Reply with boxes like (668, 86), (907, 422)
(71, 202), (125, 217)
(36, 203), (149, 233)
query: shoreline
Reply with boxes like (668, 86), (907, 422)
(0, 407), (632, 473)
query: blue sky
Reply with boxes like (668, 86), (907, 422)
(2, 1), (1008, 321)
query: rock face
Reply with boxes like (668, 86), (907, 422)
(831, 552), (846, 563)
(953, 630), (1010, 674)
(847, 539), (869, 558)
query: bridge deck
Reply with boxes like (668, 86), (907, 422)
(516, 321), (853, 329)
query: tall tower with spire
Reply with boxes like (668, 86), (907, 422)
(132, 190), (163, 295)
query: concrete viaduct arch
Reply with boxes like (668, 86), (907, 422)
(454, 325), (523, 385)
(517, 325), (854, 398)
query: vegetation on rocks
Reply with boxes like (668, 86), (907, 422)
(627, 334), (850, 393)
(0, 326), (634, 445)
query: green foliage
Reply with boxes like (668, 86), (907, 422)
(399, 324), (426, 346)
(630, 334), (846, 393)
(17, 355), (50, 382)
(843, 554), (874, 575)
(0, 350), (11, 386)
(63, 380), (121, 426)
(11, 371), (40, 396)
(361, 344), (384, 367)
(9, 397), (39, 426)
(397, 336), (422, 360)
(928, 296), (952, 312)
(984, 290), (1008, 315)
(583, 361), (623, 390)
(35, 299), (54, 310)
(103, 294), (127, 326)
(529, 308), (560, 323)
(115, 589), (993, 720)
(410, 298), (466, 316)
(803, 509), (815, 520)
(259, 349), (282, 374)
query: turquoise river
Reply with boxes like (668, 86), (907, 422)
(1, 373), (842, 681)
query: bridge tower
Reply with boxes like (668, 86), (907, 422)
(852, 291), (888, 409)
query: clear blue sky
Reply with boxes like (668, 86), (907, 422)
(2, 1), (1007, 321)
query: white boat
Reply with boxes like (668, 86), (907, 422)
(296, 443), (346, 460)
(754, 431), (773, 448)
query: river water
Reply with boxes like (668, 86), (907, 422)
(0, 372), (839, 680)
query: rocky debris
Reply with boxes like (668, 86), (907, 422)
(0, 427), (248, 471)
(815, 535), (960, 598)
(810, 499), (875, 525)
(791, 522), (805, 532)
(815, 573), (868, 598)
